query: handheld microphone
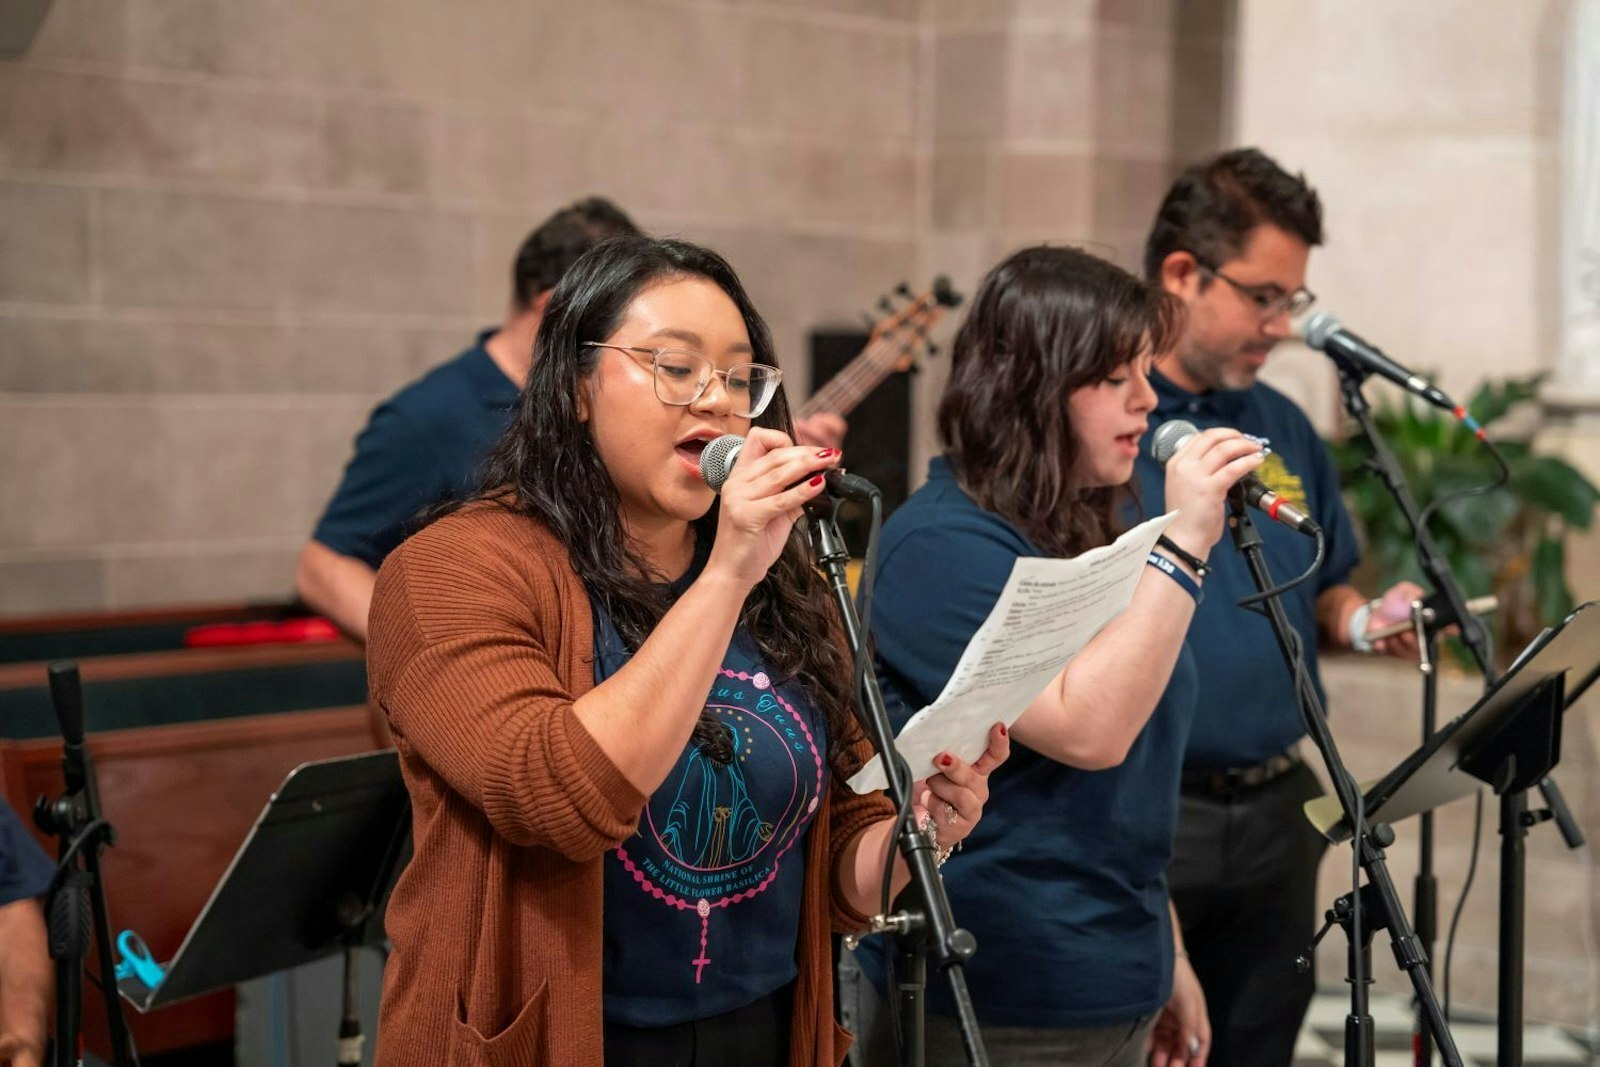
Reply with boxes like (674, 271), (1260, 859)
(699, 433), (878, 499)
(1302, 312), (1484, 437)
(1152, 420), (1320, 536)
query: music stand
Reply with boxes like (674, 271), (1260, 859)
(117, 751), (410, 1062)
(1305, 600), (1600, 1066)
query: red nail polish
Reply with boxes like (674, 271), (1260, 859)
(998, 722), (1007, 737)
(938, 754), (953, 768)
(809, 474), (825, 487)
(816, 448), (838, 458)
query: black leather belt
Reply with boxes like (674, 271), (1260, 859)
(1180, 750), (1303, 798)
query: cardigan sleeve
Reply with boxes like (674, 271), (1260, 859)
(369, 515), (647, 860)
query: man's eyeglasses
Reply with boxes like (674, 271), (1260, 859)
(582, 343), (783, 419)
(1195, 259), (1316, 320)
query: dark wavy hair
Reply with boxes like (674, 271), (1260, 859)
(470, 235), (861, 772)
(1143, 147), (1323, 282)
(938, 245), (1182, 557)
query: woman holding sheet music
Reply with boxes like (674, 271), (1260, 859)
(848, 245), (1264, 1067)
(364, 235), (1006, 1066)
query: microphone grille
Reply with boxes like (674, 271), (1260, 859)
(1151, 419), (1199, 464)
(699, 434), (745, 492)
(1301, 311), (1340, 351)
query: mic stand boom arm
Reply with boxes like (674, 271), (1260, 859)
(809, 494), (988, 1067)
(1332, 357), (1494, 676)
(1228, 502), (1461, 1067)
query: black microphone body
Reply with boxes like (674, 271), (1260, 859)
(1151, 420), (1321, 537)
(1302, 312), (1456, 413)
(699, 433), (877, 499)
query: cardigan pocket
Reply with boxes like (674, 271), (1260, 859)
(449, 980), (549, 1067)
(830, 1017), (855, 1066)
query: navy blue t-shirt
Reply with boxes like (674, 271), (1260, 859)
(591, 555), (829, 1027)
(312, 330), (520, 569)
(1134, 371), (1360, 770)
(1, 799), (54, 906)
(857, 458), (1198, 1028)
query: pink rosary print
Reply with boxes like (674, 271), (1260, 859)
(614, 667), (825, 983)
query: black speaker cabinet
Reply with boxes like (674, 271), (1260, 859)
(807, 329), (912, 552)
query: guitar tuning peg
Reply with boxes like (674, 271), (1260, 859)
(925, 342), (940, 357)
(877, 296), (895, 315)
(895, 282), (913, 299)
(861, 312), (877, 330)
(907, 361), (921, 375)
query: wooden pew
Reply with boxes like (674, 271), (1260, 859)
(0, 638), (374, 1060)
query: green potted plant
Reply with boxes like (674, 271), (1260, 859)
(1328, 374), (1600, 665)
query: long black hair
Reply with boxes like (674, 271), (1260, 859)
(939, 244), (1182, 556)
(468, 235), (862, 772)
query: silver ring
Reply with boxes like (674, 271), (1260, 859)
(1188, 1036), (1201, 1055)
(944, 802), (958, 826)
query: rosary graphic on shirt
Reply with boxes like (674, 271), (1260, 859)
(614, 667), (824, 983)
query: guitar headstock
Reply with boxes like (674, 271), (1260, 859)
(865, 276), (964, 373)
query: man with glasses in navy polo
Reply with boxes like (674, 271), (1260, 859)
(1134, 148), (1422, 1065)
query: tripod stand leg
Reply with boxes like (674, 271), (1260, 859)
(83, 847), (133, 1066)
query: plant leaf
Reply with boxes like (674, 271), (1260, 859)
(1531, 536), (1575, 624)
(1510, 456), (1600, 529)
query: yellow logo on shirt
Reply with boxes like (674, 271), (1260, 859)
(1257, 453), (1309, 512)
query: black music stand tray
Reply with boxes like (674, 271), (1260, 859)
(115, 751), (409, 1034)
(1306, 600), (1600, 1065)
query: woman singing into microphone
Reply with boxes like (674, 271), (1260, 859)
(365, 235), (1007, 1066)
(849, 246), (1264, 1067)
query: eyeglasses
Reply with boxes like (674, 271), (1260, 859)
(1195, 259), (1316, 320)
(582, 343), (783, 418)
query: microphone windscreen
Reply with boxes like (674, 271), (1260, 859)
(1301, 311), (1341, 351)
(699, 433), (745, 492)
(1150, 419), (1199, 464)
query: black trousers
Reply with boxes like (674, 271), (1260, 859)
(1169, 762), (1328, 1066)
(603, 983), (793, 1066)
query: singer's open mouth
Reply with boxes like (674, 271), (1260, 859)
(674, 436), (712, 466)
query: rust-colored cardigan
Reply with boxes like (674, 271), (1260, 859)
(367, 504), (893, 1066)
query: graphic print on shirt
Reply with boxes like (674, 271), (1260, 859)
(613, 667), (825, 983)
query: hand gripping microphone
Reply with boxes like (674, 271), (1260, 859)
(1152, 419), (1320, 536)
(1302, 311), (1485, 437)
(699, 433), (878, 499)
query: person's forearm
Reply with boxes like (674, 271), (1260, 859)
(1013, 562), (1199, 769)
(0, 899), (52, 1062)
(1169, 898), (1187, 957)
(295, 541), (378, 643)
(837, 817), (910, 919)
(1316, 583), (1366, 649)
(572, 570), (749, 797)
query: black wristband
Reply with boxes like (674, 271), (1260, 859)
(1156, 534), (1211, 578)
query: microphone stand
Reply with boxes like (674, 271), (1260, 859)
(33, 662), (137, 1067)
(1228, 502), (1461, 1067)
(1332, 357), (1583, 1065)
(807, 492), (988, 1067)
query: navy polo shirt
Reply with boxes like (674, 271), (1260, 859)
(1134, 370), (1359, 771)
(857, 458), (1198, 1028)
(312, 330), (520, 569)
(1, 799), (54, 906)
(591, 547), (827, 1027)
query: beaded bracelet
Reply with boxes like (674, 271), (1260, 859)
(1146, 552), (1203, 604)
